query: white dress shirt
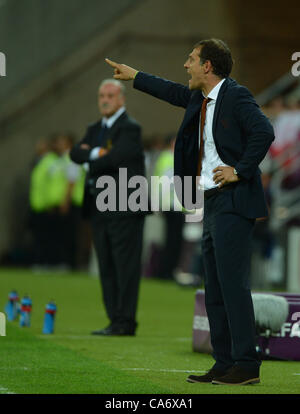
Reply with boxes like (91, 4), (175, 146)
(200, 78), (229, 190)
(101, 106), (126, 129)
(89, 106), (126, 160)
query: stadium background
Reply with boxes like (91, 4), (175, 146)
(0, 0), (300, 395)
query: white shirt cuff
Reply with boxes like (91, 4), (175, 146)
(89, 147), (101, 160)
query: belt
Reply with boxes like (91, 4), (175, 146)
(204, 182), (237, 200)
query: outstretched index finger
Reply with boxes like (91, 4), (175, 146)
(105, 58), (119, 69)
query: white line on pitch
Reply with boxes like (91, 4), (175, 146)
(0, 367), (29, 371)
(121, 368), (205, 373)
(37, 335), (93, 339)
(37, 335), (191, 341)
(0, 386), (15, 394)
(292, 373), (300, 375)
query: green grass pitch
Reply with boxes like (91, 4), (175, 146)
(0, 268), (300, 394)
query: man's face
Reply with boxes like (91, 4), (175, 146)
(184, 47), (207, 90)
(98, 83), (125, 117)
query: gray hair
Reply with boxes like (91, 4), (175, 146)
(99, 79), (126, 96)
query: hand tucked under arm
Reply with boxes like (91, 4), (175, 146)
(70, 142), (91, 164)
(80, 144), (90, 150)
(89, 147), (109, 160)
(89, 124), (142, 177)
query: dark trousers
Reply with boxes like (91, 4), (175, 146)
(30, 211), (52, 266)
(156, 212), (185, 279)
(30, 210), (64, 266)
(202, 188), (260, 373)
(91, 214), (145, 331)
(61, 205), (81, 269)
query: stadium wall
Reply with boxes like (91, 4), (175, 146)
(0, 0), (299, 257)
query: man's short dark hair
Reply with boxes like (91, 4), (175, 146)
(194, 39), (233, 78)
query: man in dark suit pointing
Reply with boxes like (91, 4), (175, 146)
(70, 79), (146, 336)
(105, 38), (275, 385)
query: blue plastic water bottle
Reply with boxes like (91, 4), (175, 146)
(4, 290), (19, 321)
(42, 301), (57, 334)
(19, 296), (32, 327)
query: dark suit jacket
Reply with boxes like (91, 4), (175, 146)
(134, 72), (275, 219)
(70, 111), (147, 218)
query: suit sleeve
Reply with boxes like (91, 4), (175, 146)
(133, 72), (191, 108)
(88, 123), (142, 176)
(69, 127), (92, 164)
(234, 87), (275, 180)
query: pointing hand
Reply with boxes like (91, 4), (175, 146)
(105, 58), (138, 81)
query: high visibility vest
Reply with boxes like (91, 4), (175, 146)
(47, 154), (69, 208)
(29, 152), (58, 212)
(71, 166), (86, 206)
(62, 152), (86, 207)
(153, 150), (174, 210)
(153, 150), (184, 212)
(47, 152), (86, 208)
(154, 150), (173, 178)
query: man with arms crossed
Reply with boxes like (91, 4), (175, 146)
(106, 39), (275, 385)
(70, 80), (145, 336)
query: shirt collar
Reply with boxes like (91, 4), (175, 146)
(203, 78), (226, 101)
(102, 106), (126, 128)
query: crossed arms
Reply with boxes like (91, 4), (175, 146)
(70, 122), (142, 177)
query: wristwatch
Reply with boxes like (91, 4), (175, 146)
(233, 168), (240, 178)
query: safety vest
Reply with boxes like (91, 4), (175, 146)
(47, 154), (69, 208)
(153, 150), (174, 211)
(48, 152), (85, 207)
(71, 165), (85, 206)
(29, 152), (58, 212)
(154, 150), (173, 178)
(153, 150), (184, 212)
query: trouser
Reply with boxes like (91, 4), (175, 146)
(61, 205), (81, 269)
(91, 214), (145, 331)
(30, 211), (51, 266)
(45, 208), (65, 266)
(202, 187), (260, 373)
(156, 212), (185, 279)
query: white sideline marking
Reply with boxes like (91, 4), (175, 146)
(121, 368), (205, 373)
(37, 335), (191, 341)
(175, 337), (191, 342)
(0, 386), (15, 394)
(38, 335), (93, 339)
(292, 373), (300, 375)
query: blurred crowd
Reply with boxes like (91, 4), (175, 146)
(143, 94), (300, 290)
(1, 93), (300, 289)
(262, 95), (300, 192)
(1, 133), (90, 272)
(251, 94), (300, 289)
(28, 133), (89, 272)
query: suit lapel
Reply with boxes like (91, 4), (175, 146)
(98, 111), (128, 147)
(212, 78), (229, 138)
(108, 111), (127, 135)
(181, 78), (228, 133)
(182, 91), (203, 127)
